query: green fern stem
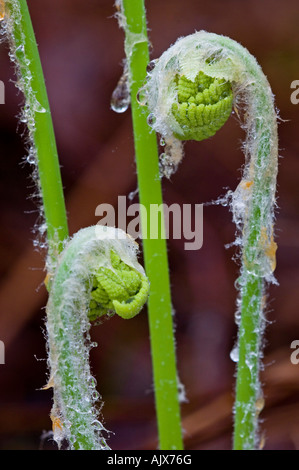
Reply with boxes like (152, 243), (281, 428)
(144, 31), (278, 450)
(116, 0), (184, 450)
(4, 0), (68, 262)
(46, 225), (150, 450)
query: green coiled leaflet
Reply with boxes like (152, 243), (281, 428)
(171, 71), (233, 141)
(89, 249), (150, 321)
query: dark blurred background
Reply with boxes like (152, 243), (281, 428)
(0, 0), (299, 450)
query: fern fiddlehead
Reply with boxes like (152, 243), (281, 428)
(143, 31), (279, 449)
(89, 247), (150, 321)
(46, 225), (149, 450)
(171, 71), (233, 141)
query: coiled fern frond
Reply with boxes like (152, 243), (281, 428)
(171, 71), (233, 141)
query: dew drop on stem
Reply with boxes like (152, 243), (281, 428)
(128, 187), (139, 201)
(136, 87), (147, 106)
(27, 151), (36, 165)
(147, 113), (156, 126)
(230, 344), (239, 362)
(111, 69), (130, 114)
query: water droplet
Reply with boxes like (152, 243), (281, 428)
(146, 60), (157, 73)
(147, 113), (156, 126)
(178, 381), (188, 403)
(38, 223), (47, 235)
(136, 88), (147, 106)
(128, 187), (139, 201)
(230, 344), (239, 362)
(91, 390), (100, 401)
(160, 136), (166, 146)
(34, 101), (47, 114)
(234, 309), (241, 326)
(27, 152), (36, 165)
(255, 396), (265, 414)
(111, 70), (130, 113)
(15, 45), (25, 58)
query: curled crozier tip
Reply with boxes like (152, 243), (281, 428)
(143, 31), (278, 281)
(112, 274), (150, 319)
(45, 225), (149, 449)
(142, 31), (277, 179)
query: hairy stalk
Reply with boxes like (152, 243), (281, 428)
(114, 0), (184, 450)
(143, 31), (278, 449)
(46, 225), (150, 450)
(3, 1), (150, 451)
(4, 0), (68, 263)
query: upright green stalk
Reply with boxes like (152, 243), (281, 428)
(115, 0), (183, 450)
(4, 1), (151, 451)
(143, 31), (278, 449)
(4, 0), (68, 262)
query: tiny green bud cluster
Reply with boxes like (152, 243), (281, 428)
(89, 249), (150, 321)
(171, 71), (233, 141)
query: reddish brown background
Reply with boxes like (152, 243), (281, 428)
(0, 0), (299, 450)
